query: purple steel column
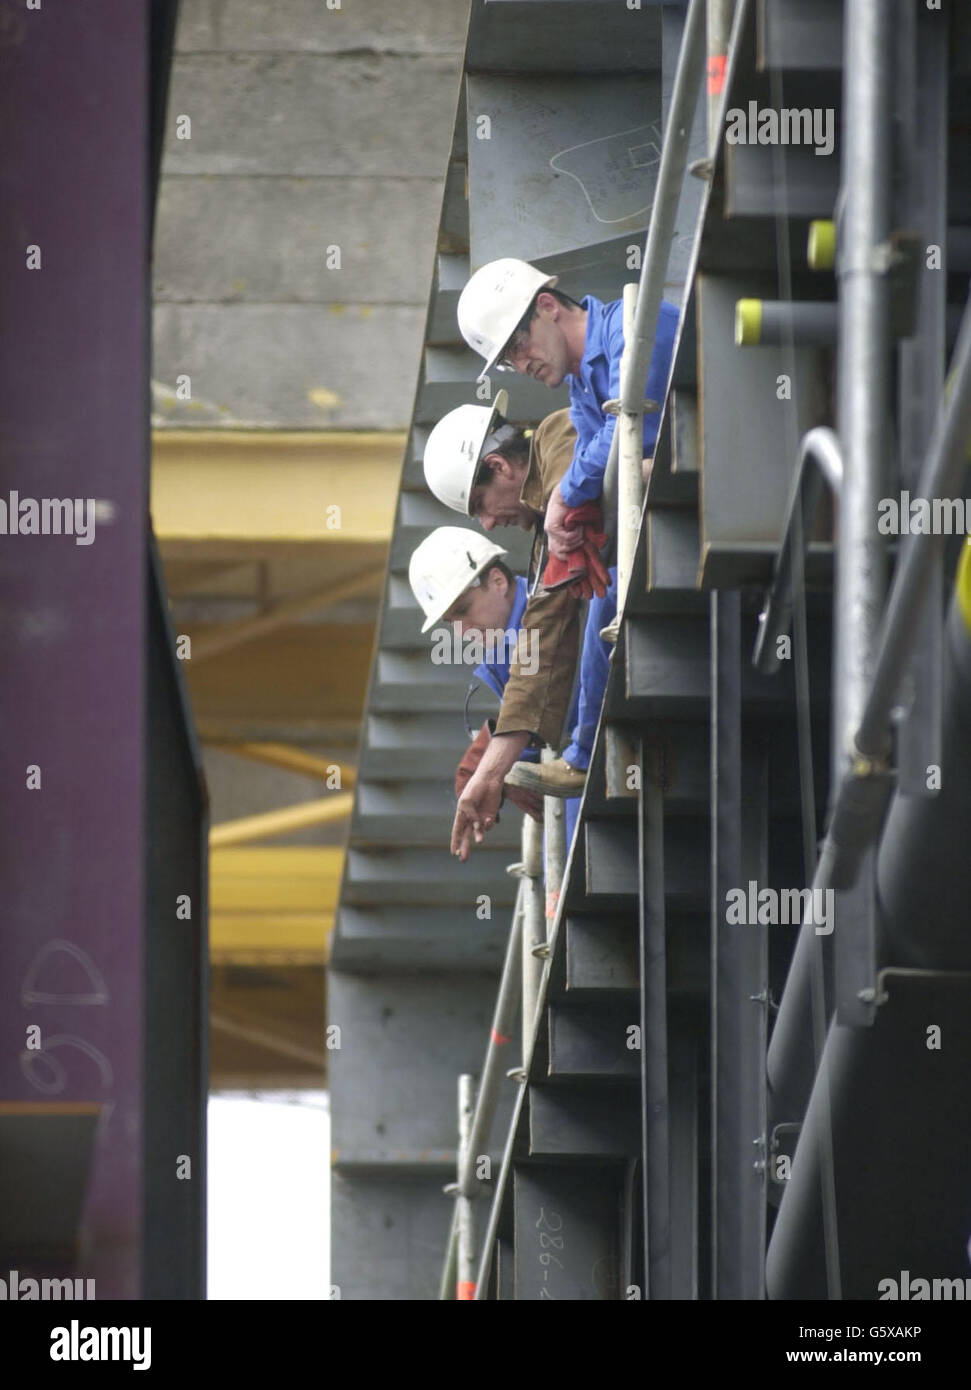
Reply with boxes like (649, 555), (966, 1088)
(0, 2), (149, 1298)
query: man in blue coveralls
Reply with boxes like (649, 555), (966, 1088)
(408, 528), (580, 845)
(456, 257), (679, 798)
(408, 525), (581, 849)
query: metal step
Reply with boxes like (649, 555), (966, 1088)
(547, 1002), (640, 1082)
(334, 905), (511, 971)
(427, 252), (470, 346)
(756, 0), (843, 73)
(513, 1163), (624, 1300)
(381, 595), (463, 652)
(556, 906), (712, 1002)
(440, 150), (469, 255)
(528, 1085), (639, 1160)
(723, 143), (839, 222)
(613, 719), (829, 818)
(581, 817), (710, 913)
(388, 490), (473, 568)
(352, 778), (521, 849)
(417, 346), (565, 424)
(623, 613), (711, 715)
(388, 491), (535, 572)
(343, 846), (519, 909)
(359, 744), (471, 782)
(564, 915), (638, 995)
(623, 612), (831, 718)
(670, 389), (699, 474)
(373, 649), (482, 709)
(400, 425), (431, 492)
(646, 509), (702, 594)
(362, 712), (474, 777)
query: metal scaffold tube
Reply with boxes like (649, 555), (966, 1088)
(520, 807), (546, 1058)
(616, 281), (643, 617)
(603, 0), (706, 504)
(602, 0), (705, 634)
(439, 879), (525, 1300)
(706, 0), (735, 150)
(621, 0), (706, 425)
(440, 757), (569, 1299)
(831, 0), (894, 791)
(456, 1075), (477, 1299)
(543, 793), (567, 931)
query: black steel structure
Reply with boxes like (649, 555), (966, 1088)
(0, 0), (207, 1299)
(334, 0), (971, 1301)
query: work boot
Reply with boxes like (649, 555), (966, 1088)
(504, 757), (586, 799)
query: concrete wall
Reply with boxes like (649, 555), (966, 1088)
(153, 0), (470, 429)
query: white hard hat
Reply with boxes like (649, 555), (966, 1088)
(423, 388), (511, 515)
(408, 527), (508, 633)
(457, 258), (559, 381)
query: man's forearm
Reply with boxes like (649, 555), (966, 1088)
(478, 729), (531, 781)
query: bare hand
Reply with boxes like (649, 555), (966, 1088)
(451, 766), (504, 861)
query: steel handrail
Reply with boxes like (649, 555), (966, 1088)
(602, 0), (707, 639)
(753, 426), (844, 674)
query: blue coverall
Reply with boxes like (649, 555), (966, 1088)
(558, 295), (679, 774)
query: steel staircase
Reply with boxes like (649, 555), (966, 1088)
(332, 0), (971, 1301)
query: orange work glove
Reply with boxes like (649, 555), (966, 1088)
(541, 501), (610, 598)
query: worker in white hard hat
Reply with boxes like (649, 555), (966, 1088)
(408, 526), (514, 635)
(408, 527), (579, 834)
(423, 400), (585, 860)
(454, 257), (679, 806)
(456, 256), (678, 556)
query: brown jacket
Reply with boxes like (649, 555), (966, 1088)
(494, 409), (581, 748)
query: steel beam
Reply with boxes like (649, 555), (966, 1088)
(144, 536), (208, 1298)
(894, 0), (947, 795)
(512, 1165), (623, 1301)
(528, 1086), (639, 1160)
(876, 564), (971, 972)
(151, 432), (403, 543)
(639, 751), (671, 1298)
(711, 592), (768, 1298)
(669, 1014), (702, 1298)
(564, 917), (639, 995)
(209, 796), (353, 847)
(547, 1004), (640, 1082)
(217, 744), (358, 785)
(0, 0), (151, 1298)
(766, 970), (971, 1300)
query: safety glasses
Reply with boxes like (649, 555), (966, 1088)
(494, 305), (537, 372)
